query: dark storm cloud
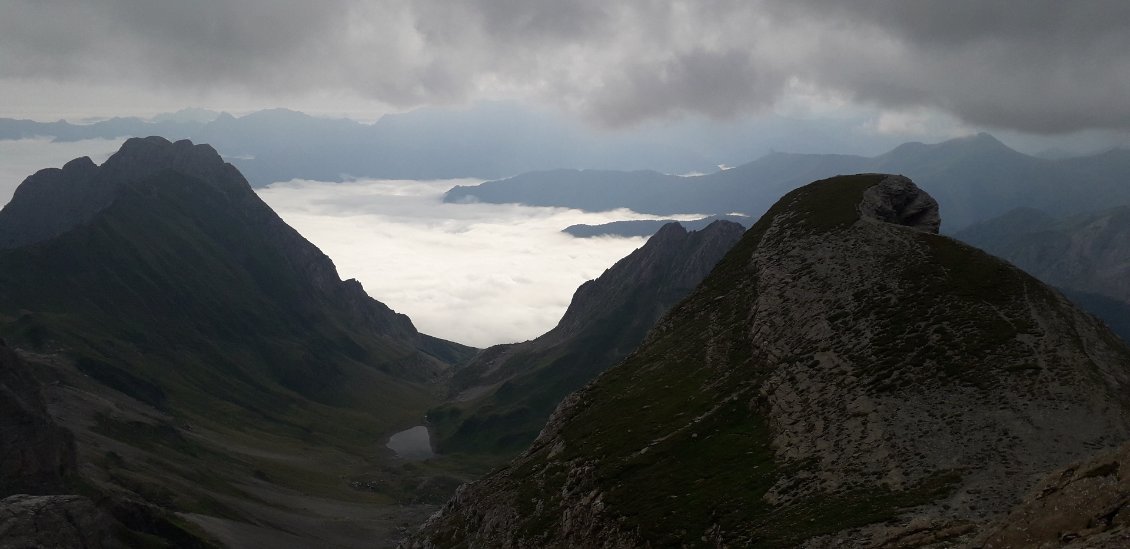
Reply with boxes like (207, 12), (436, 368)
(3, 1), (1129, 133)
(0, 1), (344, 83)
(769, 0), (1130, 132)
(588, 48), (786, 127)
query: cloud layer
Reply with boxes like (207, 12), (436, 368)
(3, 1), (1129, 132)
(258, 178), (659, 347)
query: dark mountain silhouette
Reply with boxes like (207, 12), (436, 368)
(412, 174), (1130, 547)
(0, 104), (911, 186)
(0, 137), (475, 547)
(563, 214), (751, 238)
(429, 221), (744, 458)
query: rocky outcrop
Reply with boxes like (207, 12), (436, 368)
(978, 442), (1130, 548)
(0, 340), (74, 496)
(858, 174), (940, 233)
(0, 494), (123, 549)
(409, 174), (1130, 547)
(429, 221), (744, 456)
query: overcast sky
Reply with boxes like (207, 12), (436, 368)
(3, 1), (1130, 137)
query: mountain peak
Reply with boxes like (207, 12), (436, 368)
(880, 132), (1017, 162)
(648, 219), (690, 240)
(102, 136), (230, 182)
(0, 137), (244, 249)
(413, 174), (1130, 547)
(60, 156), (96, 175)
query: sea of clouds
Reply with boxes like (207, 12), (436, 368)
(0, 139), (686, 348)
(258, 178), (666, 347)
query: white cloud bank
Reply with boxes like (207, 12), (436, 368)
(258, 178), (659, 348)
(1, 141), (657, 348)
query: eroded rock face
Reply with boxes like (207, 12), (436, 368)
(858, 174), (941, 233)
(408, 174), (1130, 548)
(978, 442), (1130, 548)
(0, 494), (123, 549)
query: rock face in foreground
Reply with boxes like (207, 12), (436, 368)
(410, 174), (1130, 547)
(978, 442), (1130, 548)
(0, 340), (74, 496)
(430, 221), (744, 457)
(0, 495), (123, 549)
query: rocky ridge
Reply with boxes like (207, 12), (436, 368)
(0, 137), (470, 369)
(0, 138), (476, 546)
(430, 220), (744, 456)
(409, 174), (1130, 547)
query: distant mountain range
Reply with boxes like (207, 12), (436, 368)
(413, 174), (1130, 547)
(428, 220), (744, 458)
(563, 214), (751, 238)
(0, 137), (474, 547)
(956, 206), (1130, 342)
(0, 104), (915, 187)
(447, 133), (1130, 231)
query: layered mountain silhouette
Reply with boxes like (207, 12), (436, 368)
(0, 104), (906, 186)
(563, 214), (751, 238)
(0, 137), (474, 547)
(446, 134), (1130, 231)
(428, 220), (744, 458)
(412, 174), (1130, 547)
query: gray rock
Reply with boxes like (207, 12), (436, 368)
(858, 173), (941, 233)
(978, 442), (1130, 548)
(0, 494), (123, 549)
(0, 341), (74, 497)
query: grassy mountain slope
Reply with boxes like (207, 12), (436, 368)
(428, 221), (744, 458)
(413, 174), (1130, 547)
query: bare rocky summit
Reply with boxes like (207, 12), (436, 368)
(408, 174), (1130, 547)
